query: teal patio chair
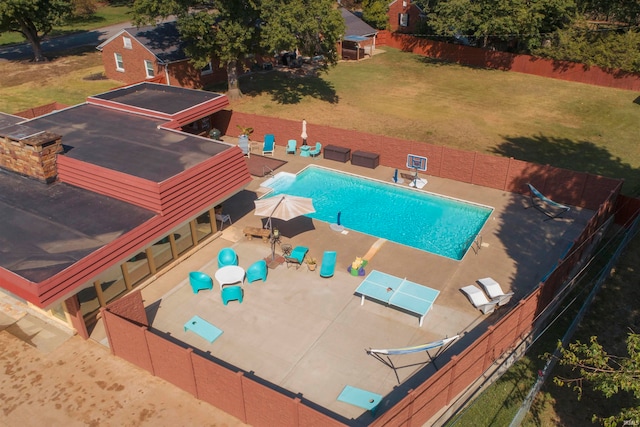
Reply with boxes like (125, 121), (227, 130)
(246, 260), (268, 283)
(221, 285), (243, 305)
(189, 271), (213, 293)
(262, 134), (275, 156)
(308, 142), (322, 157)
(284, 246), (309, 269)
(286, 139), (297, 154)
(319, 251), (337, 278)
(217, 247), (238, 268)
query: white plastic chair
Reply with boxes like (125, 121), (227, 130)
(215, 214), (232, 230)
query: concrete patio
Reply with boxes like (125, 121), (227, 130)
(91, 146), (593, 424)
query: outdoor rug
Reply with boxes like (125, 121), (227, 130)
(245, 155), (287, 177)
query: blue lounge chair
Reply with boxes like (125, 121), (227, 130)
(262, 134), (275, 156)
(285, 246), (309, 269)
(221, 285), (243, 305)
(286, 139), (297, 154)
(189, 272), (213, 293)
(319, 251), (337, 278)
(308, 142), (322, 157)
(246, 260), (268, 283)
(217, 247), (238, 268)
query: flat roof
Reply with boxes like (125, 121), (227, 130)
(26, 103), (230, 181)
(92, 83), (226, 116)
(0, 169), (155, 282)
(0, 112), (25, 128)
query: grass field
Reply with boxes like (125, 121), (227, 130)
(0, 39), (638, 426)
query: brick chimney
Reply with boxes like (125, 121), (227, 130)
(0, 124), (62, 183)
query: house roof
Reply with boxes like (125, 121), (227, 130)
(340, 8), (378, 38)
(97, 20), (187, 63)
(0, 83), (250, 307)
(0, 169), (155, 283)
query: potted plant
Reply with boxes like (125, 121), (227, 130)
(236, 125), (253, 155)
(306, 256), (317, 271)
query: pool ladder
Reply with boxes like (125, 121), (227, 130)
(262, 165), (275, 178)
(467, 234), (483, 255)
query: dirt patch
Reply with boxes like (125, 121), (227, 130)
(0, 332), (248, 426)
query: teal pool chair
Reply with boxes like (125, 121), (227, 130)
(263, 134), (275, 156)
(308, 142), (322, 157)
(286, 139), (297, 154)
(221, 285), (243, 305)
(189, 272), (213, 293)
(217, 247), (238, 268)
(246, 260), (268, 283)
(285, 246), (309, 269)
(319, 251), (337, 278)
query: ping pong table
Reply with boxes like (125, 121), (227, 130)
(354, 270), (439, 326)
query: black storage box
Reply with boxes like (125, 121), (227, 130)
(324, 145), (351, 163)
(351, 150), (380, 169)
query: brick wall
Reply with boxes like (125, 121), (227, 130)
(0, 131), (62, 183)
(13, 102), (69, 119)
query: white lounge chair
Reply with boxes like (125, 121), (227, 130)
(478, 277), (514, 306)
(460, 285), (498, 314)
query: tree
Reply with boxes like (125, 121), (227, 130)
(554, 332), (640, 426)
(0, 0), (74, 62)
(427, 0), (575, 50)
(133, 0), (260, 99)
(362, 0), (389, 30)
(259, 0), (344, 65)
(133, 0), (344, 99)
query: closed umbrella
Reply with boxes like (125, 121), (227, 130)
(254, 194), (315, 260)
(301, 119), (308, 145)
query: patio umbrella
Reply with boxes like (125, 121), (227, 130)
(254, 194), (315, 259)
(301, 119), (308, 145)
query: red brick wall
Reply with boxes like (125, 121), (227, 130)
(14, 102), (69, 118)
(379, 31), (640, 91)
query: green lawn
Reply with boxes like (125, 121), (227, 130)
(0, 5), (132, 46)
(231, 48), (640, 195)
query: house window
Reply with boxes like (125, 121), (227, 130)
(399, 13), (409, 27)
(144, 60), (155, 78)
(201, 62), (213, 75)
(123, 36), (132, 49)
(114, 53), (124, 71)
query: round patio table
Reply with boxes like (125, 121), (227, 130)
(214, 265), (245, 289)
(299, 146), (311, 157)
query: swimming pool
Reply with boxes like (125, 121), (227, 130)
(262, 166), (493, 260)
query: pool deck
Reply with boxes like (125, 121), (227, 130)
(91, 146), (593, 425)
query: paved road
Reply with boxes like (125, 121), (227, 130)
(0, 21), (133, 61)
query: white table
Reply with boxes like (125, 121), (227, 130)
(214, 265), (245, 289)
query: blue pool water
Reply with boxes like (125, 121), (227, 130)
(263, 166), (493, 260)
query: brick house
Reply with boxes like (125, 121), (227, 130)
(388, 0), (425, 33)
(97, 21), (227, 89)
